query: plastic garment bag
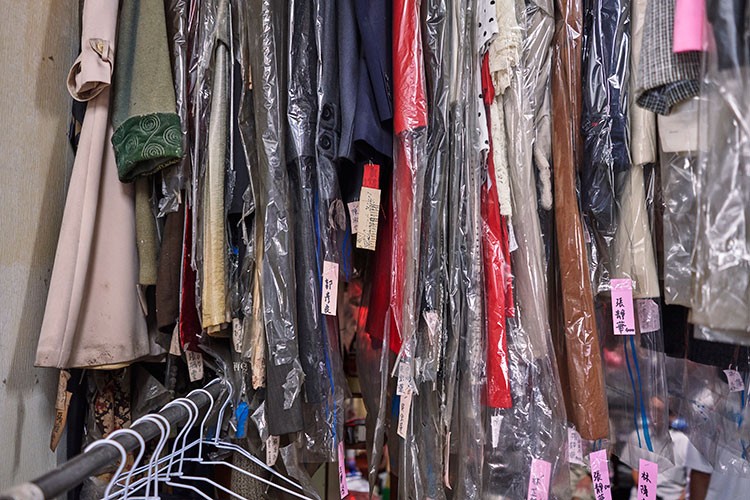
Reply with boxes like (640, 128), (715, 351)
(402, 0), (453, 497)
(483, 0), (569, 496)
(690, 3), (750, 340)
(551, 0), (609, 441)
(247, 0), (304, 435)
(580, 0), (631, 293)
(286, 0), (342, 462)
(161, 0), (191, 217)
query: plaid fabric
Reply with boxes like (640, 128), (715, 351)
(635, 0), (701, 115)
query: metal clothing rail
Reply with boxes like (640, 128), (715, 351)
(0, 381), (225, 500)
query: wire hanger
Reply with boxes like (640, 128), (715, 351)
(106, 428), (146, 499)
(83, 437), (128, 500)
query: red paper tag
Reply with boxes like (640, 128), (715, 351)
(362, 163), (380, 189)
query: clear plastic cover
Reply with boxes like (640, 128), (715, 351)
(551, 0), (610, 441)
(485, 0), (571, 495)
(690, 5), (750, 339)
(247, 0), (304, 435)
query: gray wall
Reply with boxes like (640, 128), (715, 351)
(0, 0), (79, 489)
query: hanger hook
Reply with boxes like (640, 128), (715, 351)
(160, 398), (198, 476)
(83, 438), (128, 500)
(132, 413), (171, 498)
(105, 428), (146, 499)
(213, 379), (234, 442)
(187, 387), (215, 458)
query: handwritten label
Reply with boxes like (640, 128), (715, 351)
(397, 387), (413, 438)
(508, 220), (519, 252)
(186, 350), (204, 382)
(338, 441), (349, 498)
(51, 370), (72, 452)
(636, 299), (661, 333)
(527, 458), (552, 500)
(637, 459), (658, 500)
(321, 261), (339, 316)
(611, 279), (636, 335)
(491, 414), (502, 449)
(170, 324), (181, 355)
(396, 362), (410, 396)
(362, 163), (380, 189)
(724, 370), (746, 392)
(356, 187), (381, 251)
(232, 318), (243, 353)
(568, 427), (583, 465)
(348, 201), (359, 234)
(589, 449), (613, 500)
(266, 435), (279, 466)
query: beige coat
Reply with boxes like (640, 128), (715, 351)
(35, 0), (150, 368)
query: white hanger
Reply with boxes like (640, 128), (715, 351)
(106, 428), (146, 498)
(83, 437), (128, 500)
(131, 413), (171, 499)
(195, 380), (316, 499)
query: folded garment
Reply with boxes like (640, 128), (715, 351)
(111, 0), (183, 182)
(636, 0), (700, 115)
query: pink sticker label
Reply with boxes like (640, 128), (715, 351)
(637, 459), (658, 500)
(338, 441), (348, 498)
(527, 458), (551, 500)
(611, 279), (636, 335)
(589, 449), (613, 500)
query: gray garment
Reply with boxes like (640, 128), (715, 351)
(636, 0), (700, 115)
(248, 0), (304, 435)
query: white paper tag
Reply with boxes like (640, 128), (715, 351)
(356, 187), (381, 251)
(490, 414), (502, 449)
(169, 324), (181, 356)
(444, 431), (452, 488)
(232, 318), (243, 353)
(348, 201), (359, 234)
(338, 441), (349, 498)
(724, 370), (746, 392)
(321, 261), (339, 316)
(186, 351), (204, 382)
(266, 435), (279, 466)
(397, 387), (413, 438)
(568, 427), (583, 465)
(658, 98), (699, 153)
(396, 362), (410, 396)
(636, 299), (661, 333)
(508, 220), (519, 252)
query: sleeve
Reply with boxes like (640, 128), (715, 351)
(66, 0), (118, 101)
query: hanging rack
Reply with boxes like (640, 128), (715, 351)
(0, 380), (225, 500)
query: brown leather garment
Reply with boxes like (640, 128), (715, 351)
(550, 0), (609, 441)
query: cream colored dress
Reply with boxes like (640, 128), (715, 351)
(35, 0), (150, 369)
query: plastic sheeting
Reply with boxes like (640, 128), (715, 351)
(551, 0), (610, 441)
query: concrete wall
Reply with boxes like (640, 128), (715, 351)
(0, 0), (79, 489)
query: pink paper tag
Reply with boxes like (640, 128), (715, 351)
(527, 458), (551, 500)
(589, 449), (613, 500)
(338, 441), (349, 498)
(637, 459), (658, 500)
(673, 0), (707, 53)
(611, 279), (636, 335)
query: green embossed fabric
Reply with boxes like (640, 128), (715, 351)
(112, 112), (182, 182)
(111, 0), (183, 182)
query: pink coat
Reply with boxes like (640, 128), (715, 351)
(35, 0), (151, 368)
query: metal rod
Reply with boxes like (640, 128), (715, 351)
(0, 381), (225, 500)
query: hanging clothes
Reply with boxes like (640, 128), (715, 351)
(110, 0), (183, 183)
(248, 0), (304, 436)
(635, 0), (701, 115)
(36, 0), (152, 369)
(551, 0), (609, 440)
